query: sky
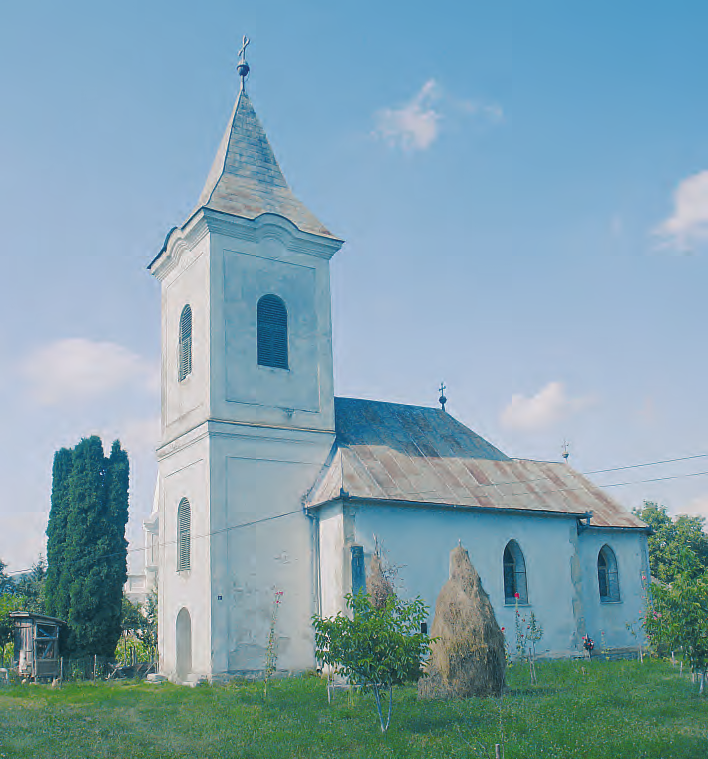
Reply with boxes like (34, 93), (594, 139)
(2, 1), (708, 573)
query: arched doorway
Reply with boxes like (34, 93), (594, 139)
(176, 607), (192, 681)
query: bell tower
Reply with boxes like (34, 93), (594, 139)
(149, 40), (343, 681)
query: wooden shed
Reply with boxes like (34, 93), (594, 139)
(10, 611), (64, 681)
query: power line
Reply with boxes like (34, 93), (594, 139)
(584, 452), (708, 476)
(6, 508), (302, 577)
(7, 452), (708, 578)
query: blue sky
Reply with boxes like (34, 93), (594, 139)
(2, 1), (708, 572)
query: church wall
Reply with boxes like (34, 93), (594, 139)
(208, 426), (334, 676)
(340, 503), (645, 657)
(207, 218), (336, 434)
(160, 235), (211, 443)
(577, 528), (649, 650)
(157, 432), (212, 682)
(317, 503), (346, 620)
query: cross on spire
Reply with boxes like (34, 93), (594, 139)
(562, 439), (570, 462)
(439, 382), (447, 412)
(239, 35), (250, 62)
(237, 35), (251, 88)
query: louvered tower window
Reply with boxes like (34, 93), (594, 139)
(178, 305), (192, 382)
(503, 540), (528, 604)
(257, 295), (288, 369)
(598, 545), (620, 602)
(177, 498), (191, 571)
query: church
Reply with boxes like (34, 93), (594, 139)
(144, 45), (650, 683)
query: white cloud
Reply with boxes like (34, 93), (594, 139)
(501, 381), (593, 432)
(375, 79), (442, 151)
(95, 415), (161, 457)
(655, 171), (708, 251)
(21, 338), (158, 405)
(374, 81), (504, 152)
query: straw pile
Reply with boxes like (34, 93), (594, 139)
(366, 553), (395, 609)
(418, 544), (506, 699)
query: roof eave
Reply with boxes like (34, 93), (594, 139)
(306, 494), (597, 521)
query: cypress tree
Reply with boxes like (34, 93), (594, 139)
(46, 436), (130, 657)
(45, 447), (73, 619)
(103, 440), (130, 648)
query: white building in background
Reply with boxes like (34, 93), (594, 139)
(144, 48), (650, 684)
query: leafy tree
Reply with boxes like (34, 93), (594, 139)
(120, 596), (145, 635)
(136, 590), (158, 659)
(46, 436), (130, 657)
(0, 558), (13, 596)
(0, 555), (47, 659)
(633, 501), (708, 583)
(14, 557), (47, 613)
(644, 551), (708, 693)
(114, 592), (158, 663)
(313, 593), (430, 733)
(0, 593), (24, 651)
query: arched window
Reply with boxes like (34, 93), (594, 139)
(177, 498), (191, 571)
(257, 294), (288, 369)
(598, 545), (620, 602)
(178, 305), (192, 381)
(503, 540), (528, 603)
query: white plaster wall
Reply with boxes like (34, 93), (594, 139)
(318, 504), (345, 619)
(328, 503), (648, 657)
(208, 214), (339, 433)
(209, 426), (334, 675)
(157, 432), (211, 681)
(577, 529), (649, 649)
(160, 233), (211, 443)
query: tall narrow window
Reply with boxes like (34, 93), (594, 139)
(257, 294), (288, 369)
(178, 305), (192, 381)
(177, 498), (191, 571)
(503, 540), (528, 603)
(598, 545), (620, 602)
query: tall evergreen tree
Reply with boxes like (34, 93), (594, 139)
(103, 441), (130, 648)
(45, 447), (73, 619)
(45, 437), (130, 656)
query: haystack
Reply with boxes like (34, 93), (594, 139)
(418, 544), (506, 699)
(366, 553), (394, 609)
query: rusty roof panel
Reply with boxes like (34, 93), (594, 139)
(305, 398), (646, 530)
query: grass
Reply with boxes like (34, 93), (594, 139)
(0, 659), (707, 758)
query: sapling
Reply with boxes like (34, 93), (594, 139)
(263, 590), (283, 701)
(313, 592), (430, 733)
(513, 595), (543, 684)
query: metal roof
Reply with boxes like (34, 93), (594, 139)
(195, 88), (334, 238)
(9, 611), (65, 625)
(306, 397), (647, 530)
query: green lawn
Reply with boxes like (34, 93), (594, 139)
(0, 659), (706, 758)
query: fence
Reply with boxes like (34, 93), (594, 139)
(0, 648), (157, 683)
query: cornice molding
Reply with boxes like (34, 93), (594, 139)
(149, 214), (209, 281)
(149, 209), (344, 277)
(205, 210), (344, 259)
